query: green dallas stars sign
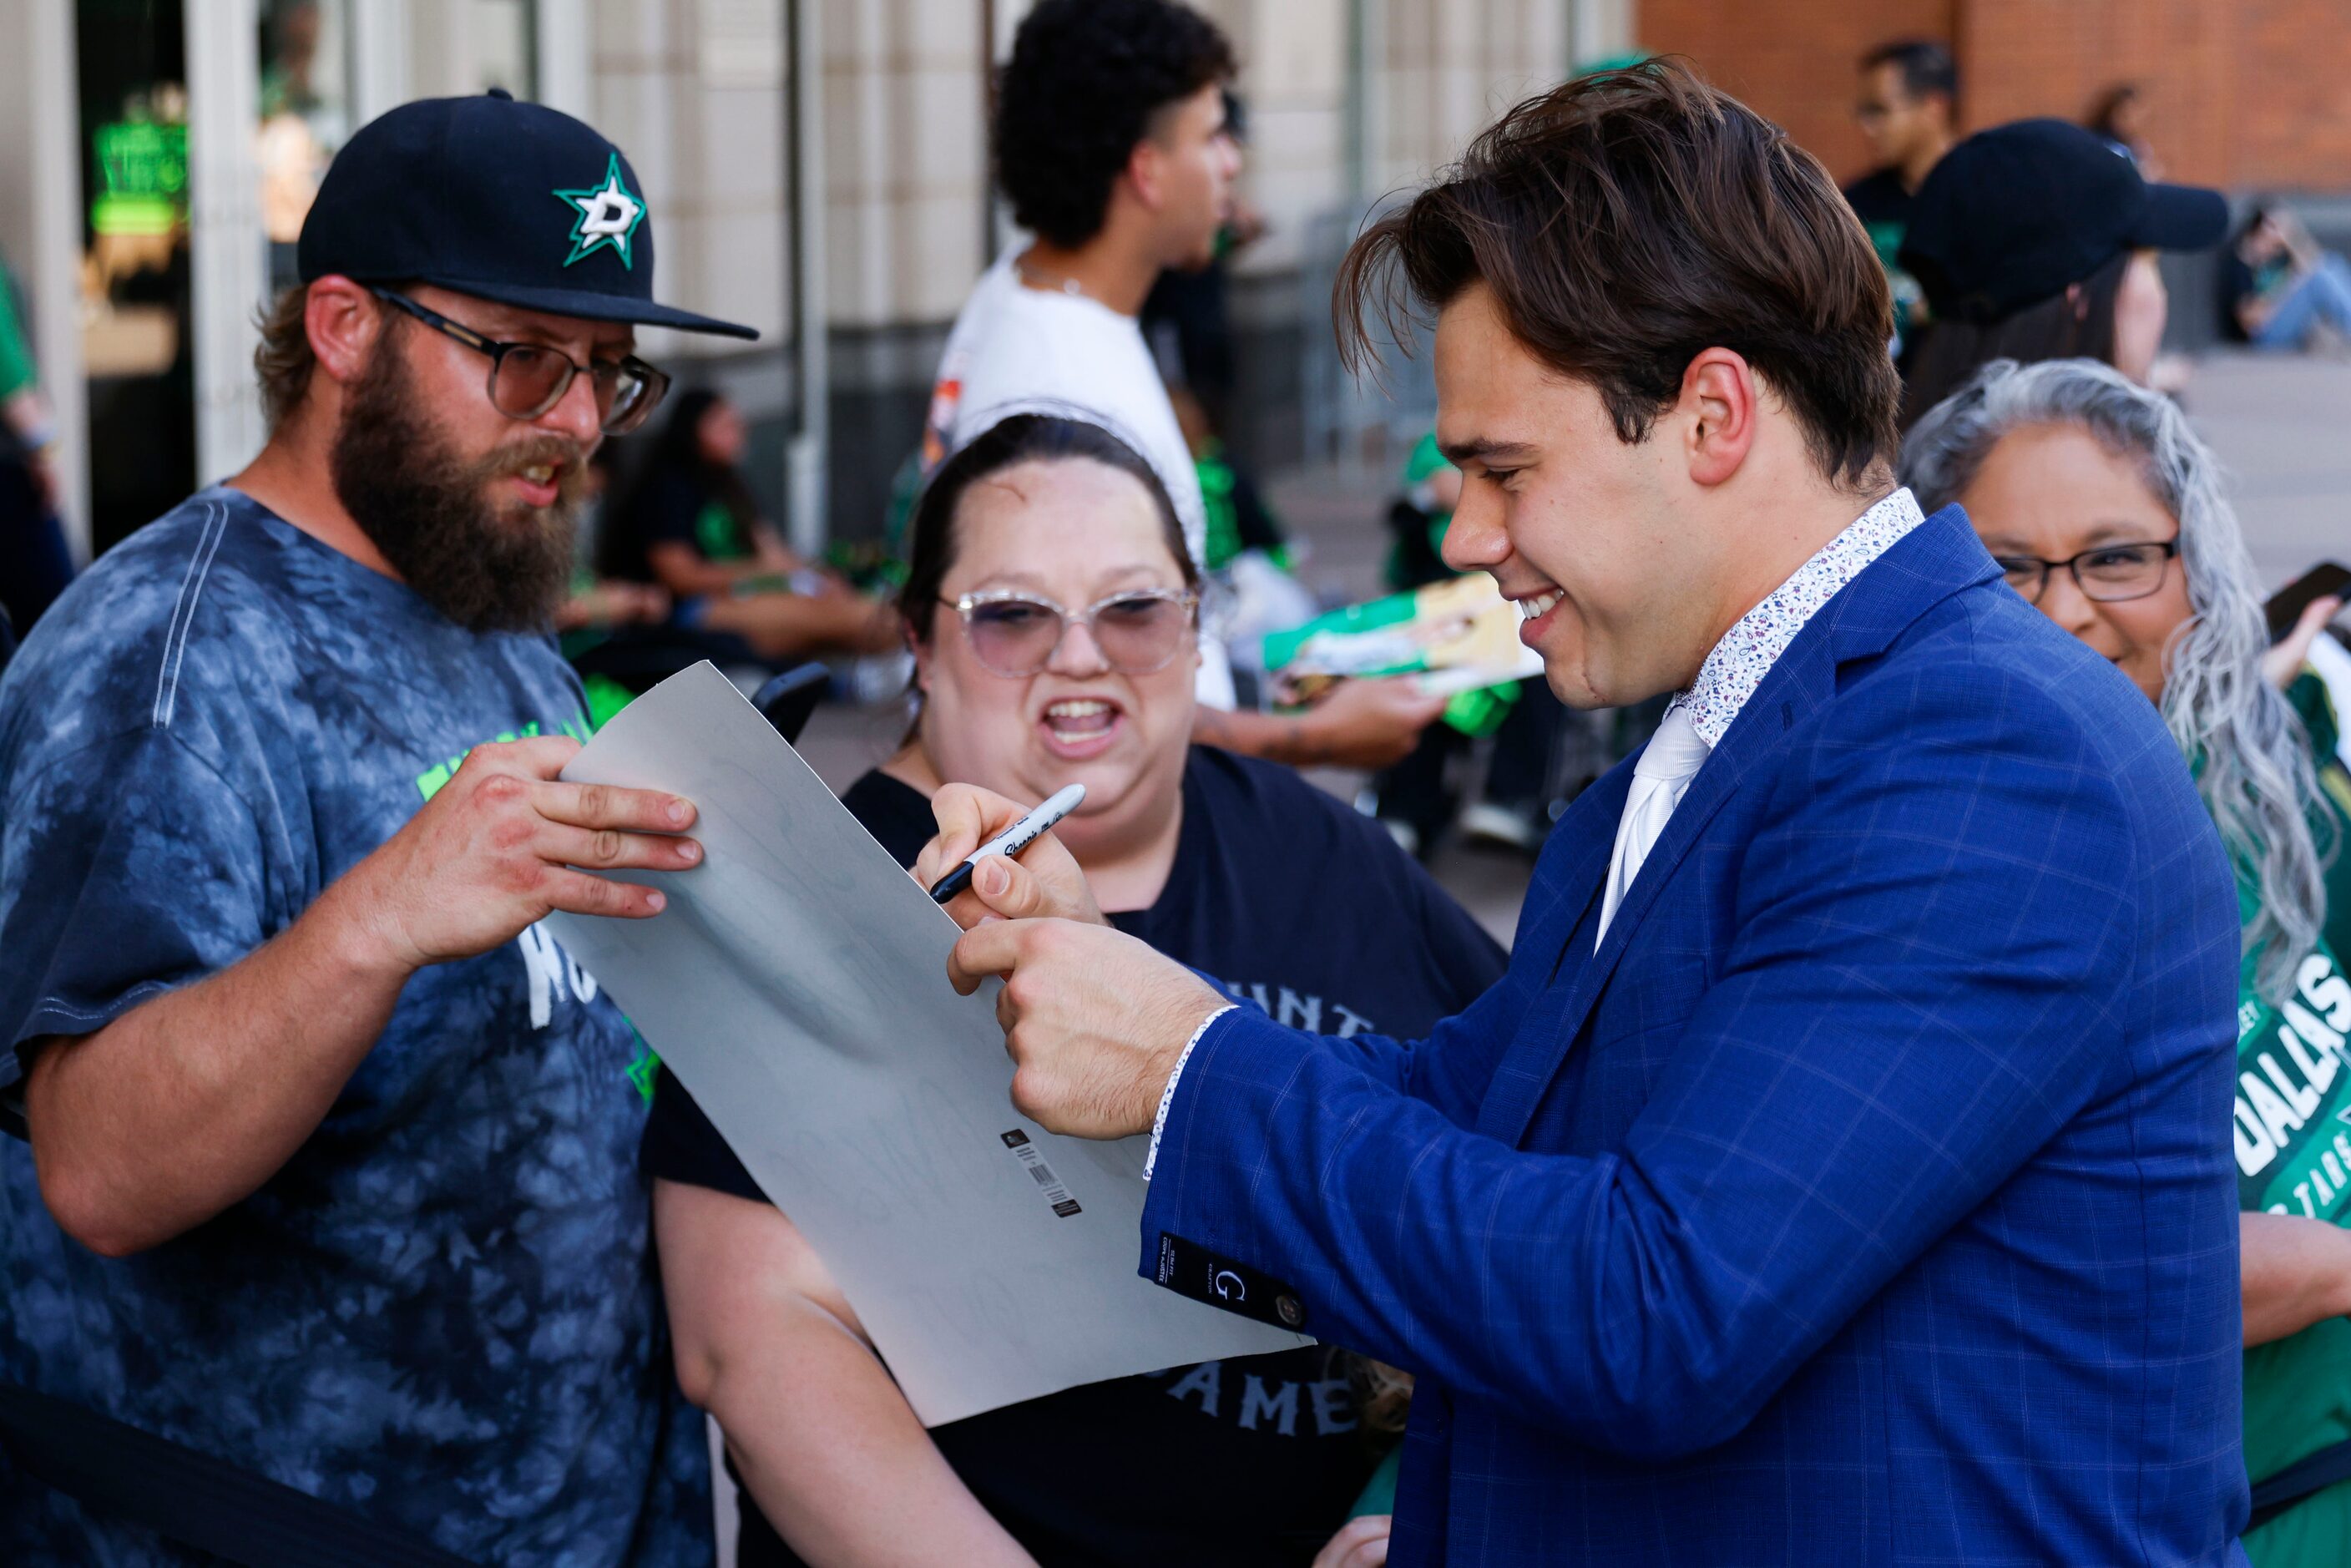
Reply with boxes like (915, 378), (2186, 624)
(553, 153), (648, 269)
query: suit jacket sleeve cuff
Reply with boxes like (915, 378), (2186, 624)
(1134, 1001), (1319, 1333)
(1133, 1000), (1315, 1288)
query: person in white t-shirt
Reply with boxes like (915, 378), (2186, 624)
(927, 0), (1443, 771)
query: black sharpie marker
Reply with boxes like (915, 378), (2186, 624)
(928, 783), (1087, 904)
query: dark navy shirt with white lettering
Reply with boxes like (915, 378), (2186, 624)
(0, 489), (709, 1565)
(645, 746), (1508, 1566)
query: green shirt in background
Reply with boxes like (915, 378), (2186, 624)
(2286, 670), (2351, 961)
(0, 276), (36, 402)
(2237, 674), (2351, 1565)
(2237, 930), (2351, 1565)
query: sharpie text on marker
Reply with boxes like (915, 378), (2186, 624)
(928, 784), (1088, 904)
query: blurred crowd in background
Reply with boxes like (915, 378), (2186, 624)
(8, 3), (2351, 1565)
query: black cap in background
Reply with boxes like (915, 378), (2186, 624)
(298, 89), (757, 340)
(1898, 119), (2227, 326)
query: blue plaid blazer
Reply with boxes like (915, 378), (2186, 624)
(1140, 505), (2248, 1565)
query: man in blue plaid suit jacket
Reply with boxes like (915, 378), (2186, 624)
(936, 64), (2247, 1565)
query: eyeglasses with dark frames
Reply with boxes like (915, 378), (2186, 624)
(942, 587), (1200, 677)
(1992, 539), (2180, 604)
(369, 287), (672, 435)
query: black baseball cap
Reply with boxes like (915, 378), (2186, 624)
(1898, 119), (2227, 326)
(297, 90), (757, 340)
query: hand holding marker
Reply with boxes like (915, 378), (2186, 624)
(928, 784), (1087, 905)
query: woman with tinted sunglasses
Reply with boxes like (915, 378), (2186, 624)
(1905, 358), (2351, 1563)
(643, 415), (1505, 1568)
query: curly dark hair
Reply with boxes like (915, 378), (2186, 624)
(994, 0), (1235, 249)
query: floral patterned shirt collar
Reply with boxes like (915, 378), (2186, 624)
(1673, 488), (1927, 749)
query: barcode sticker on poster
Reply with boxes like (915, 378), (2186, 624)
(1001, 1129), (1083, 1217)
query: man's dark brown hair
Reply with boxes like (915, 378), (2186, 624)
(1336, 59), (1898, 490)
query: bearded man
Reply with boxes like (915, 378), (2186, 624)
(0, 92), (751, 1565)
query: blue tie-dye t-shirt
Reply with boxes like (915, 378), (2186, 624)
(0, 489), (710, 1565)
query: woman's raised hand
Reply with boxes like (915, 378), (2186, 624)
(2263, 594), (2343, 690)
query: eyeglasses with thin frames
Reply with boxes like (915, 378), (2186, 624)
(1992, 540), (2180, 604)
(369, 288), (672, 435)
(942, 587), (1200, 677)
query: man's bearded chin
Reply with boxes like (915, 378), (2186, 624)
(329, 340), (587, 633)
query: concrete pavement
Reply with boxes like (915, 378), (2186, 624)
(2182, 352), (2351, 589)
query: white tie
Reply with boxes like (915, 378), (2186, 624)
(1595, 705), (1712, 946)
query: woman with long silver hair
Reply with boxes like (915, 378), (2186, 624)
(1904, 357), (2351, 1562)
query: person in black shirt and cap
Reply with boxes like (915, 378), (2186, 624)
(1896, 116), (2227, 428)
(0, 90), (750, 1565)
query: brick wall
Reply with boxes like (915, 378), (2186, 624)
(2223, 0), (2351, 195)
(1959, 0), (2234, 186)
(1641, 0), (2351, 195)
(1641, 0), (1954, 185)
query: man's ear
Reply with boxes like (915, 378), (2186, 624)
(1680, 347), (1759, 488)
(304, 275), (387, 388)
(1123, 134), (1167, 214)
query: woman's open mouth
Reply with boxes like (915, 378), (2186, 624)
(1039, 696), (1125, 760)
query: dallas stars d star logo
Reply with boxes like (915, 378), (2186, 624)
(553, 153), (647, 270)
